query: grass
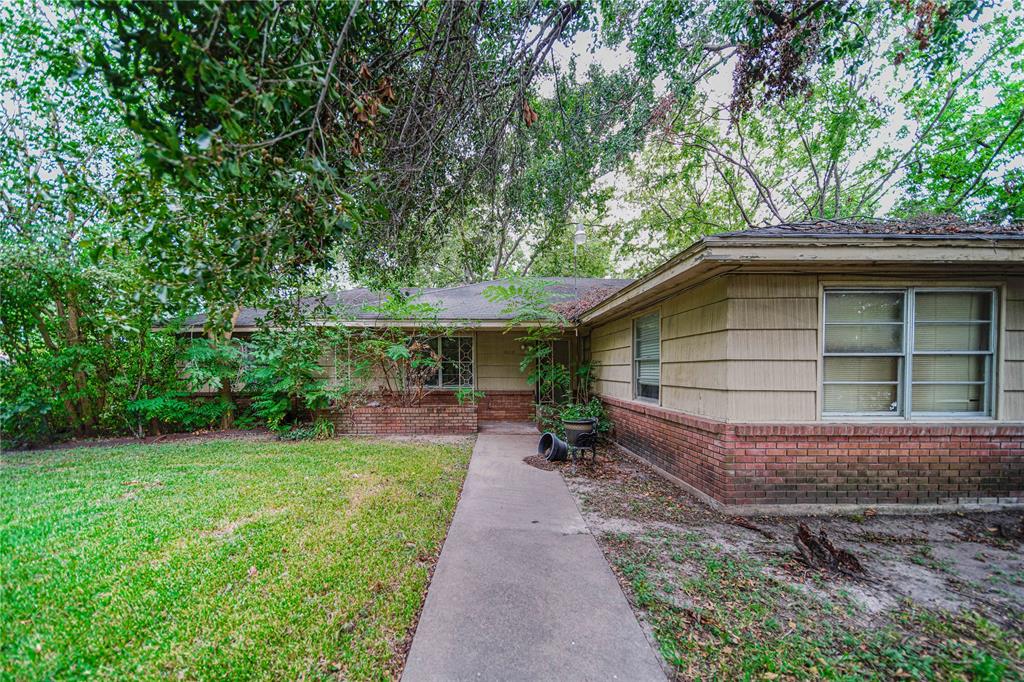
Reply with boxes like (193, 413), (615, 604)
(605, 531), (1022, 681)
(1, 437), (472, 681)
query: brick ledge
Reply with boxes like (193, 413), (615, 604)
(599, 396), (1024, 437)
(613, 441), (1024, 516)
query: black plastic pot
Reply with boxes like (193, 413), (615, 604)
(538, 432), (569, 462)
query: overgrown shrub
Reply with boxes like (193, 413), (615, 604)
(347, 293), (448, 406)
(277, 416), (336, 441)
(127, 392), (232, 434)
(483, 278), (571, 404)
(243, 326), (338, 432)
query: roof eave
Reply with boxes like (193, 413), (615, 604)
(580, 235), (1024, 325)
(178, 318), (549, 333)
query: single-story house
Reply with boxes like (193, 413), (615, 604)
(185, 218), (1024, 511)
(182, 278), (634, 426)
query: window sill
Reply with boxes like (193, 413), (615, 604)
(821, 415), (996, 423)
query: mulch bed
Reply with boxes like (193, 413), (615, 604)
(522, 454), (561, 471)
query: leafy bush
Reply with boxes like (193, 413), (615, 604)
(127, 392), (232, 433)
(537, 399), (611, 440)
(348, 293), (448, 406)
(454, 388), (485, 405)
(243, 327), (334, 432)
(0, 366), (56, 447)
(277, 417), (336, 441)
(559, 399), (610, 434)
(183, 338), (245, 392)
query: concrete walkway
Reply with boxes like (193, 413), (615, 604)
(403, 433), (666, 681)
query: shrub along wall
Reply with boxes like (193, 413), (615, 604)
(603, 396), (1024, 509)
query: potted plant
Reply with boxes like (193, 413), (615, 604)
(558, 399), (609, 444)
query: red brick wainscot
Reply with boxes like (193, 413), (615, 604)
(601, 396), (1024, 509)
(404, 389), (535, 421)
(477, 390), (535, 422)
(324, 403), (477, 435)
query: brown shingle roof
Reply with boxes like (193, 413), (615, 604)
(181, 277), (634, 330)
(714, 215), (1023, 239)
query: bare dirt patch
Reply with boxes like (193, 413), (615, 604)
(561, 445), (1024, 680)
(202, 507), (288, 539)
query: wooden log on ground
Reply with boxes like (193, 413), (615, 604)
(793, 522), (866, 577)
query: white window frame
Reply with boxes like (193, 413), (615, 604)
(422, 335), (475, 389)
(633, 312), (661, 403)
(822, 287), (997, 420)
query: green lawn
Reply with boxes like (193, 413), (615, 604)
(1, 437), (472, 681)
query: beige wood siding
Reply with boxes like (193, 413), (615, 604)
(591, 316), (632, 400)
(591, 270), (1023, 424)
(476, 331), (531, 391)
(724, 274), (819, 421)
(1005, 278), (1024, 420)
(659, 278), (731, 419)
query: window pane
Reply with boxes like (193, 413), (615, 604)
(824, 384), (899, 413)
(637, 359), (659, 383)
(637, 383), (659, 400)
(826, 292), (903, 323)
(441, 361), (459, 386)
(440, 337), (459, 358)
(824, 323), (903, 353)
(915, 291), (991, 322)
(912, 383), (983, 413)
(434, 337), (473, 387)
(635, 314), (659, 399)
(634, 314), (660, 360)
(914, 323), (990, 351)
(824, 356), (899, 382)
(912, 355), (985, 383)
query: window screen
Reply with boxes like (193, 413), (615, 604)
(423, 336), (473, 388)
(634, 313), (660, 401)
(823, 289), (995, 418)
(911, 291), (993, 414)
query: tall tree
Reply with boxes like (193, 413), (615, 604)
(83, 0), (593, 296)
(608, 0), (1022, 274)
(0, 2), (181, 441)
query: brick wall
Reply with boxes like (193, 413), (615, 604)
(478, 390), (535, 422)
(604, 398), (731, 503)
(323, 404), (477, 435)
(603, 396), (1024, 508)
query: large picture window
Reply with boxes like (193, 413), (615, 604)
(823, 289), (996, 418)
(633, 313), (660, 401)
(421, 336), (474, 388)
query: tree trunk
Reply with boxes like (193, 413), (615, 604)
(56, 290), (95, 436)
(219, 377), (234, 429)
(209, 305), (242, 430)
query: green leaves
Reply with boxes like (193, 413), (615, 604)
(385, 344), (412, 362)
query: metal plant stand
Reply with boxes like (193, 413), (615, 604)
(563, 418), (598, 464)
